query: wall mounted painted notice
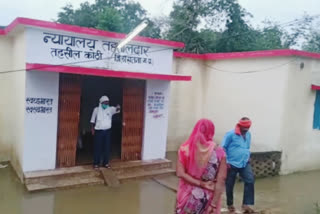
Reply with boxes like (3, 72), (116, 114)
(26, 28), (173, 75)
(147, 92), (165, 119)
(25, 97), (53, 114)
(43, 32), (153, 65)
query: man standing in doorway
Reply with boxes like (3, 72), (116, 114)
(91, 96), (120, 169)
(221, 117), (255, 213)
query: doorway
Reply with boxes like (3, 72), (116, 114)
(56, 74), (146, 168)
(76, 76), (123, 165)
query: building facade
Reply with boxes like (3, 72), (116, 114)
(168, 50), (320, 174)
(0, 18), (190, 181)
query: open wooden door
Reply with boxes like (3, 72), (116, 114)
(56, 74), (82, 168)
(121, 79), (145, 161)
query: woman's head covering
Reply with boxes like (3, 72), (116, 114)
(99, 96), (109, 103)
(179, 119), (216, 176)
(188, 118), (215, 146)
(176, 119), (226, 212)
(235, 117), (252, 135)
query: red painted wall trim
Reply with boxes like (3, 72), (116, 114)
(311, 85), (320, 90)
(26, 63), (191, 81)
(174, 49), (320, 60)
(1, 17), (185, 48)
(174, 52), (206, 60)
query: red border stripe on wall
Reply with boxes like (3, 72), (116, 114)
(174, 49), (320, 60)
(26, 63), (191, 81)
(311, 85), (320, 90)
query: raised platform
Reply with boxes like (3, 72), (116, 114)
(24, 159), (175, 192)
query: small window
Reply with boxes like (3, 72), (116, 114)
(313, 91), (320, 129)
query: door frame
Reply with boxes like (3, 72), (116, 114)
(56, 75), (146, 167)
(56, 73), (82, 168)
(121, 79), (146, 161)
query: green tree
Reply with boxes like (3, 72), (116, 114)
(57, 0), (316, 53)
(57, 0), (160, 38)
(215, 0), (255, 52)
(303, 30), (320, 53)
(166, 0), (315, 53)
(166, 0), (285, 53)
(58, 3), (99, 28)
(282, 15), (314, 48)
(166, 0), (227, 53)
(255, 23), (284, 50)
(97, 7), (124, 32)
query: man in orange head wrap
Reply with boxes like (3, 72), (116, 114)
(221, 117), (255, 213)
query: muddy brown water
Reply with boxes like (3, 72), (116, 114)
(0, 165), (319, 214)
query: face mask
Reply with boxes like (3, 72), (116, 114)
(101, 104), (109, 109)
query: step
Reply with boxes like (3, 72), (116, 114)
(100, 168), (120, 187)
(24, 159), (174, 191)
(118, 168), (176, 183)
(25, 165), (95, 178)
(111, 159), (172, 176)
(111, 159), (172, 170)
(26, 169), (103, 191)
(24, 166), (100, 185)
(26, 176), (104, 192)
(24, 159), (172, 180)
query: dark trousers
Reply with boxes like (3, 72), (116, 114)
(93, 129), (111, 166)
(226, 163), (255, 206)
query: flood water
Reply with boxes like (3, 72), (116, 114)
(0, 165), (319, 214)
(231, 170), (320, 213)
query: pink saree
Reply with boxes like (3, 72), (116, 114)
(176, 119), (226, 214)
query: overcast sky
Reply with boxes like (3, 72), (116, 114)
(1, 0), (320, 27)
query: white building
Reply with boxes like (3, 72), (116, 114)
(1, 17), (319, 183)
(0, 18), (190, 182)
(167, 50), (320, 174)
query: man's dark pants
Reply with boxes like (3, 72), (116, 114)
(226, 163), (255, 206)
(93, 129), (111, 166)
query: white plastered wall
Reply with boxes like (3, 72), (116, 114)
(169, 55), (320, 173)
(280, 57), (320, 174)
(169, 57), (290, 152)
(0, 36), (13, 162)
(203, 57), (289, 153)
(167, 58), (206, 151)
(0, 31), (26, 180)
(23, 71), (59, 172)
(170, 56), (308, 172)
(142, 80), (171, 160)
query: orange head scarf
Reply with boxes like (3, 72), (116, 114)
(235, 118), (252, 135)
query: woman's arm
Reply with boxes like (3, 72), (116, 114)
(176, 161), (214, 190)
(211, 157), (227, 206)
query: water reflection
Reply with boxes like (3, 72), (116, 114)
(0, 166), (176, 214)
